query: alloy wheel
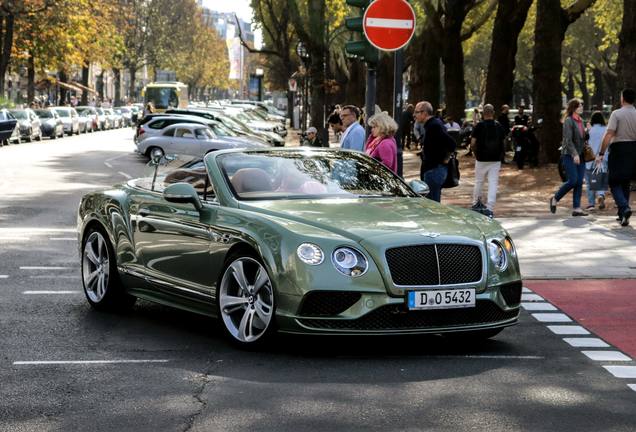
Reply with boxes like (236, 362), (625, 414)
(219, 257), (274, 343)
(82, 231), (110, 303)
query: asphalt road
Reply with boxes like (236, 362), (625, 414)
(0, 129), (635, 432)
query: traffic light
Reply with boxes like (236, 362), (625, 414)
(345, 0), (379, 64)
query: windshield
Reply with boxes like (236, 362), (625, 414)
(35, 110), (52, 118)
(11, 110), (27, 120)
(210, 121), (237, 137)
(55, 109), (70, 118)
(133, 155), (214, 198)
(218, 150), (416, 201)
(145, 87), (179, 110)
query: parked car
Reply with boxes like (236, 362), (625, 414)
(53, 107), (80, 135)
(77, 148), (522, 347)
(135, 115), (206, 143)
(35, 108), (64, 139)
(114, 107), (133, 127)
(76, 106), (99, 131)
(0, 109), (20, 145)
(104, 108), (121, 129)
(77, 109), (94, 133)
(207, 108), (285, 146)
(95, 107), (110, 130)
(135, 123), (266, 158)
(9, 108), (42, 142)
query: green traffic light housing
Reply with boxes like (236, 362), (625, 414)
(345, 0), (370, 7)
(344, 0), (378, 64)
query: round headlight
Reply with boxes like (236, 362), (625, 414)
(297, 243), (324, 265)
(332, 247), (368, 277)
(503, 237), (515, 256)
(488, 241), (507, 271)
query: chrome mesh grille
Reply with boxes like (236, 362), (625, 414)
(298, 291), (362, 317)
(385, 244), (482, 286)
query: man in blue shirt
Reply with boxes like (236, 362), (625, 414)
(339, 105), (365, 151)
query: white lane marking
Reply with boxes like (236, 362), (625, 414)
(563, 338), (609, 348)
(0, 275), (8, 279)
(521, 294), (544, 302)
(547, 325), (590, 335)
(0, 237), (30, 241)
(105, 153), (130, 164)
(521, 302), (557, 311)
(603, 366), (636, 378)
(440, 355), (544, 360)
(50, 237), (76, 241)
(522, 287), (532, 293)
(582, 351), (632, 362)
(20, 266), (73, 270)
(628, 384), (636, 392)
(29, 275), (79, 279)
(104, 162), (113, 168)
(532, 313), (572, 323)
(365, 18), (414, 29)
(13, 359), (170, 365)
(118, 171), (132, 179)
(23, 291), (81, 295)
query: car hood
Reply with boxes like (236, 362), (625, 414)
(217, 136), (269, 148)
(239, 197), (492, 242)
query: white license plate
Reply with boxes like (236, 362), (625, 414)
(407, 289), (476, 310)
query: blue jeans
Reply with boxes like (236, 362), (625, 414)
(584, 169), (605, 207)
(555, 155), (586, 209)
(422, 165), (447, 202)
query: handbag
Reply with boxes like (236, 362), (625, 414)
(442, 152), (460, 188)
(583, 143), (596, 162)
(589, 164), (608, 191)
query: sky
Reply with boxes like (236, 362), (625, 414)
(204, 0), (253, 21)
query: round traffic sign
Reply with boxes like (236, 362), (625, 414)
(363, 0), (416, 52)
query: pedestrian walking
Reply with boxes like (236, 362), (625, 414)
(514, 105), (529, 126)
(143, 102), (154, 117)
(470, 104), (506, 217)
(327, 112), (343, 143)
(398, 104), (415, 150)
(302, 126), (322, 147)
(472, 108), (481, 126)
(596, 88), (636, 226)
(365, 112), (398, 173)
(584, 111), (608, 211)
(339, 105), (365, 152)
(498, 105), (511, 132)
(414, 101), (457, 202)
(550, 98), (588, 217)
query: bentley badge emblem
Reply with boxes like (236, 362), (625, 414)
(420, 232), (440, 238)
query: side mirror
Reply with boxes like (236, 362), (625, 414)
(163, 182), (202, 211)
(409, 180), (430, 196)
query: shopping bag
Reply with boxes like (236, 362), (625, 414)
(442, 152), (460, 188)
(589, 165), (608, 191)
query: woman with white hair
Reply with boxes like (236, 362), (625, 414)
(365, 112), (398, 173)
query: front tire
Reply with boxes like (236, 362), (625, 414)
(81, 227), (135, 311)
(217, 253), (276, 347)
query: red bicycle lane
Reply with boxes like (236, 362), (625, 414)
(526, 279), (636, 359)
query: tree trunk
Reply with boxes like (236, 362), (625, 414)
(59, 70), (68, 105)
(533, 2), (569, 163)
(27, 51), (35, 104)
(617, 0), (636, 91)
(343, 60), (365, 107)
(113, 68), (121, 106)
(307, 0), (326, 139)
(81, 64), (90, 105)
(406, 19), (441, 107)
(591, 67), (604, 109)
(578, 62), (590, 108)
(128, 66), (137, 101)
(484, 0), (533, 109)
(441, 5), (468, 123)
(565, 72), (575, 101)
(604, 71), (619, 108)
(0, 14), (15, 98)
(97, 71), (105, 102)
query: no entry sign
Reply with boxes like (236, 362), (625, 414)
(363, 0), (416, 51)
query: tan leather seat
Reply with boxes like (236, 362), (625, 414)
(231, 168), (273, 194)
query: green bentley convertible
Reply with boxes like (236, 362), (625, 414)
(78, 148), (522, 347)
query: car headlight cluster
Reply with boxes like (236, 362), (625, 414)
(488, 240), (508, 271)
(296, 244), (368, 277)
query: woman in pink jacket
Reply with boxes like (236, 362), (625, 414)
(365, 112), (398, 173)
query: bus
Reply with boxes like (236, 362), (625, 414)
(141, 82), (188, 112)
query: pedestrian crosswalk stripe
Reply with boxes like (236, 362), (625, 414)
(23, 291), (81, 294)
(521, 302), (557, 311)
(13, 359), (170, 365)
(581, 351), (632, 362)
(522, 287), (532, 293)
(628, 384), (636, 392)
(546, 325), (590, 335)
(521, 294), (544, 302)
(563, 338), (609, 348)
(532, 313), (572, 323)
(20, 266), (73, 270)
(603, 366), (636, 378)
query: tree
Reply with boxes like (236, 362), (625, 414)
(484, 0), (533, 110)
(532, 0), (597, 164)
(617, 0), (636, 91)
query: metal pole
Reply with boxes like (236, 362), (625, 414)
(365, 63), (376, 137)
(393, 49), (404, 177)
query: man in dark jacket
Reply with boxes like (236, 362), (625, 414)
(398, 104), (414, 149)
(414, 101), (456, 202)
(471, 104), (506, 216)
